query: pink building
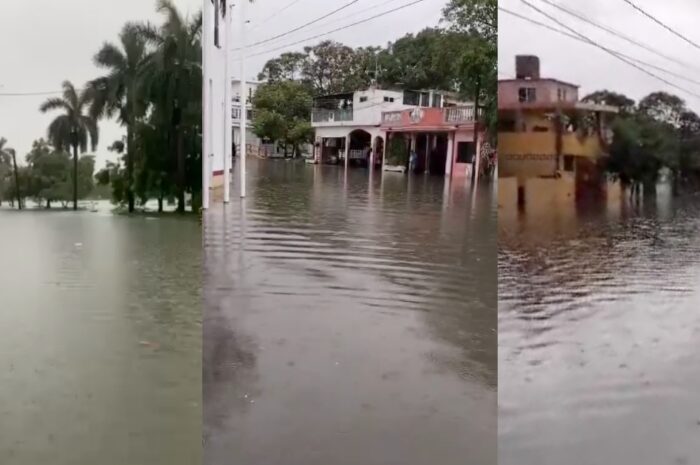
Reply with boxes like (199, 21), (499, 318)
(379, 106), (484, 180)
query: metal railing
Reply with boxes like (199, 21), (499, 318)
(312, 108), (354, 123)
(382, 111), (403, 123)
(444, 106), (476, 123)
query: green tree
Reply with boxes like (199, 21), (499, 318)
(39, 81), (99, 210)
(0, 137), (22, 208)
(137, 0), (202, 213)
(582, 90), (636, 115)
(89, 23), (149, 213)
(252, 80), (313, 157)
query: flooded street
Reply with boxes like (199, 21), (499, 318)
(499, 188), (700, 464)
(204, 160), (497, 465)
(0, 207), (201, 465)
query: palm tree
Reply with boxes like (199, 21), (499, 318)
(0, 137), (22, 209)
(39, 81), (99, 210)
(89, 24), (148, 213)
(137, 0), (202, 213)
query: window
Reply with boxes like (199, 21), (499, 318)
(532, 126), (549, 132)
(456, 141), (476, 164)
(360, 96), (368, 102)
(518, 87), (536, 103)
(383, 96), (395, 102)
(557, 88), (562, 101)
(403, 90), (420, 106)
(420, 92), (430, 107)
(432, 93), (443, 107)
(563, 155), (575, 172)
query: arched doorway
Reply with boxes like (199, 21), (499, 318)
(348, 129), (372, 167)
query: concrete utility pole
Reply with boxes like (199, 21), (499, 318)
(202, 1), (209, 210)
(223, 1), (232, 203)
(238, 0), (248, 198)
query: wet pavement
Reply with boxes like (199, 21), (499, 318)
(0, 206), (201, 465)
(499, 186), (700, 465)
(204, 159), (497, 465)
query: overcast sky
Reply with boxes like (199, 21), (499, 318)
(0, 0), (445, 168)
(499, 0), (700, 110)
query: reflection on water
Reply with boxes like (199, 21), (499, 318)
(499, 186), (700, 465)
(204, 159), (497, 465)
(0, 207), (201, 465)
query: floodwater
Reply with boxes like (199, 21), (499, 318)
(499, 186), (700, 465)
(0, 205), (201, 465)
(204, 159), (497, 465)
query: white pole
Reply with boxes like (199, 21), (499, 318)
(223, 4), (232, 203)
(202, 1), (209, 210)
(239, 0), (247, 198)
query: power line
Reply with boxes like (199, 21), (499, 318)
(235, 0), (427, 60)
(0, 89), (66, 97)
(499, 6), (700, 88)
(244, 0), (360, 49)
(538, 0), (699, 72)
(620, 0), (700, 51)
(518, 0), (700, 100)
(249, 0), (305, 31)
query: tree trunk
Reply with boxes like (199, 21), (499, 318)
(12, 151), (22, 210)
(72, 143), (78, 211)
(46, 199), (50, 209)
(158, 194), (164, 213)
(176, 128), (185, 213)
(127, 123), (135, 213)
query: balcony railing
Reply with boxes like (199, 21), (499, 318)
(382, 111), (403, 123)
(232, 107), (254, 121)
(312, 108), (354, 123)
(444, 106), (476, 123)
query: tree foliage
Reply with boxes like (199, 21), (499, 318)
(585, 89), (700, 191)
(252, 81), (314, 156)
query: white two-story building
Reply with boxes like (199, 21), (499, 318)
(202, 0), (228, 208)
(311, 86), (464, 168)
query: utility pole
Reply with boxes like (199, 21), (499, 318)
(223, 1), (232, 203)
(239, 0), (247, 198)
(202, 0), (211, 210)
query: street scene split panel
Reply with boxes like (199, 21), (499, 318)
(499, 1), (700, 464)
(202, 1), (496, 464)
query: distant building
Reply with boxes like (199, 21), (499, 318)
(312, 86), (483, 179)
(231, 79), (261, 154)
(498, 55), (618, 207)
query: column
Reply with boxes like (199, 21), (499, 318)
(425, 134), (431, 175)
(445, 133), (454, 177)
(345, 133), (351, 170)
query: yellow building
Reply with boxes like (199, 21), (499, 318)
(498, 56), (618, 209)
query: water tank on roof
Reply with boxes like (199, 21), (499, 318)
(515, 55), (540, 80)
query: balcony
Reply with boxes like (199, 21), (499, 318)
(382, 111), (403, 124)
(444, 106), (476, 123)
(312, 108), (354, 123)
(381, 105), (477, 128)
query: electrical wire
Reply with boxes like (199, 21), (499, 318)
(233, 0), (427, 60)
(620, 0), (700, 51)
(518, 0), (700, 99)
(499, 6), (700, 88)
(538, 0), (698, 71)
(249, 0), (305, 31)
(244, 0), (360, 49)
